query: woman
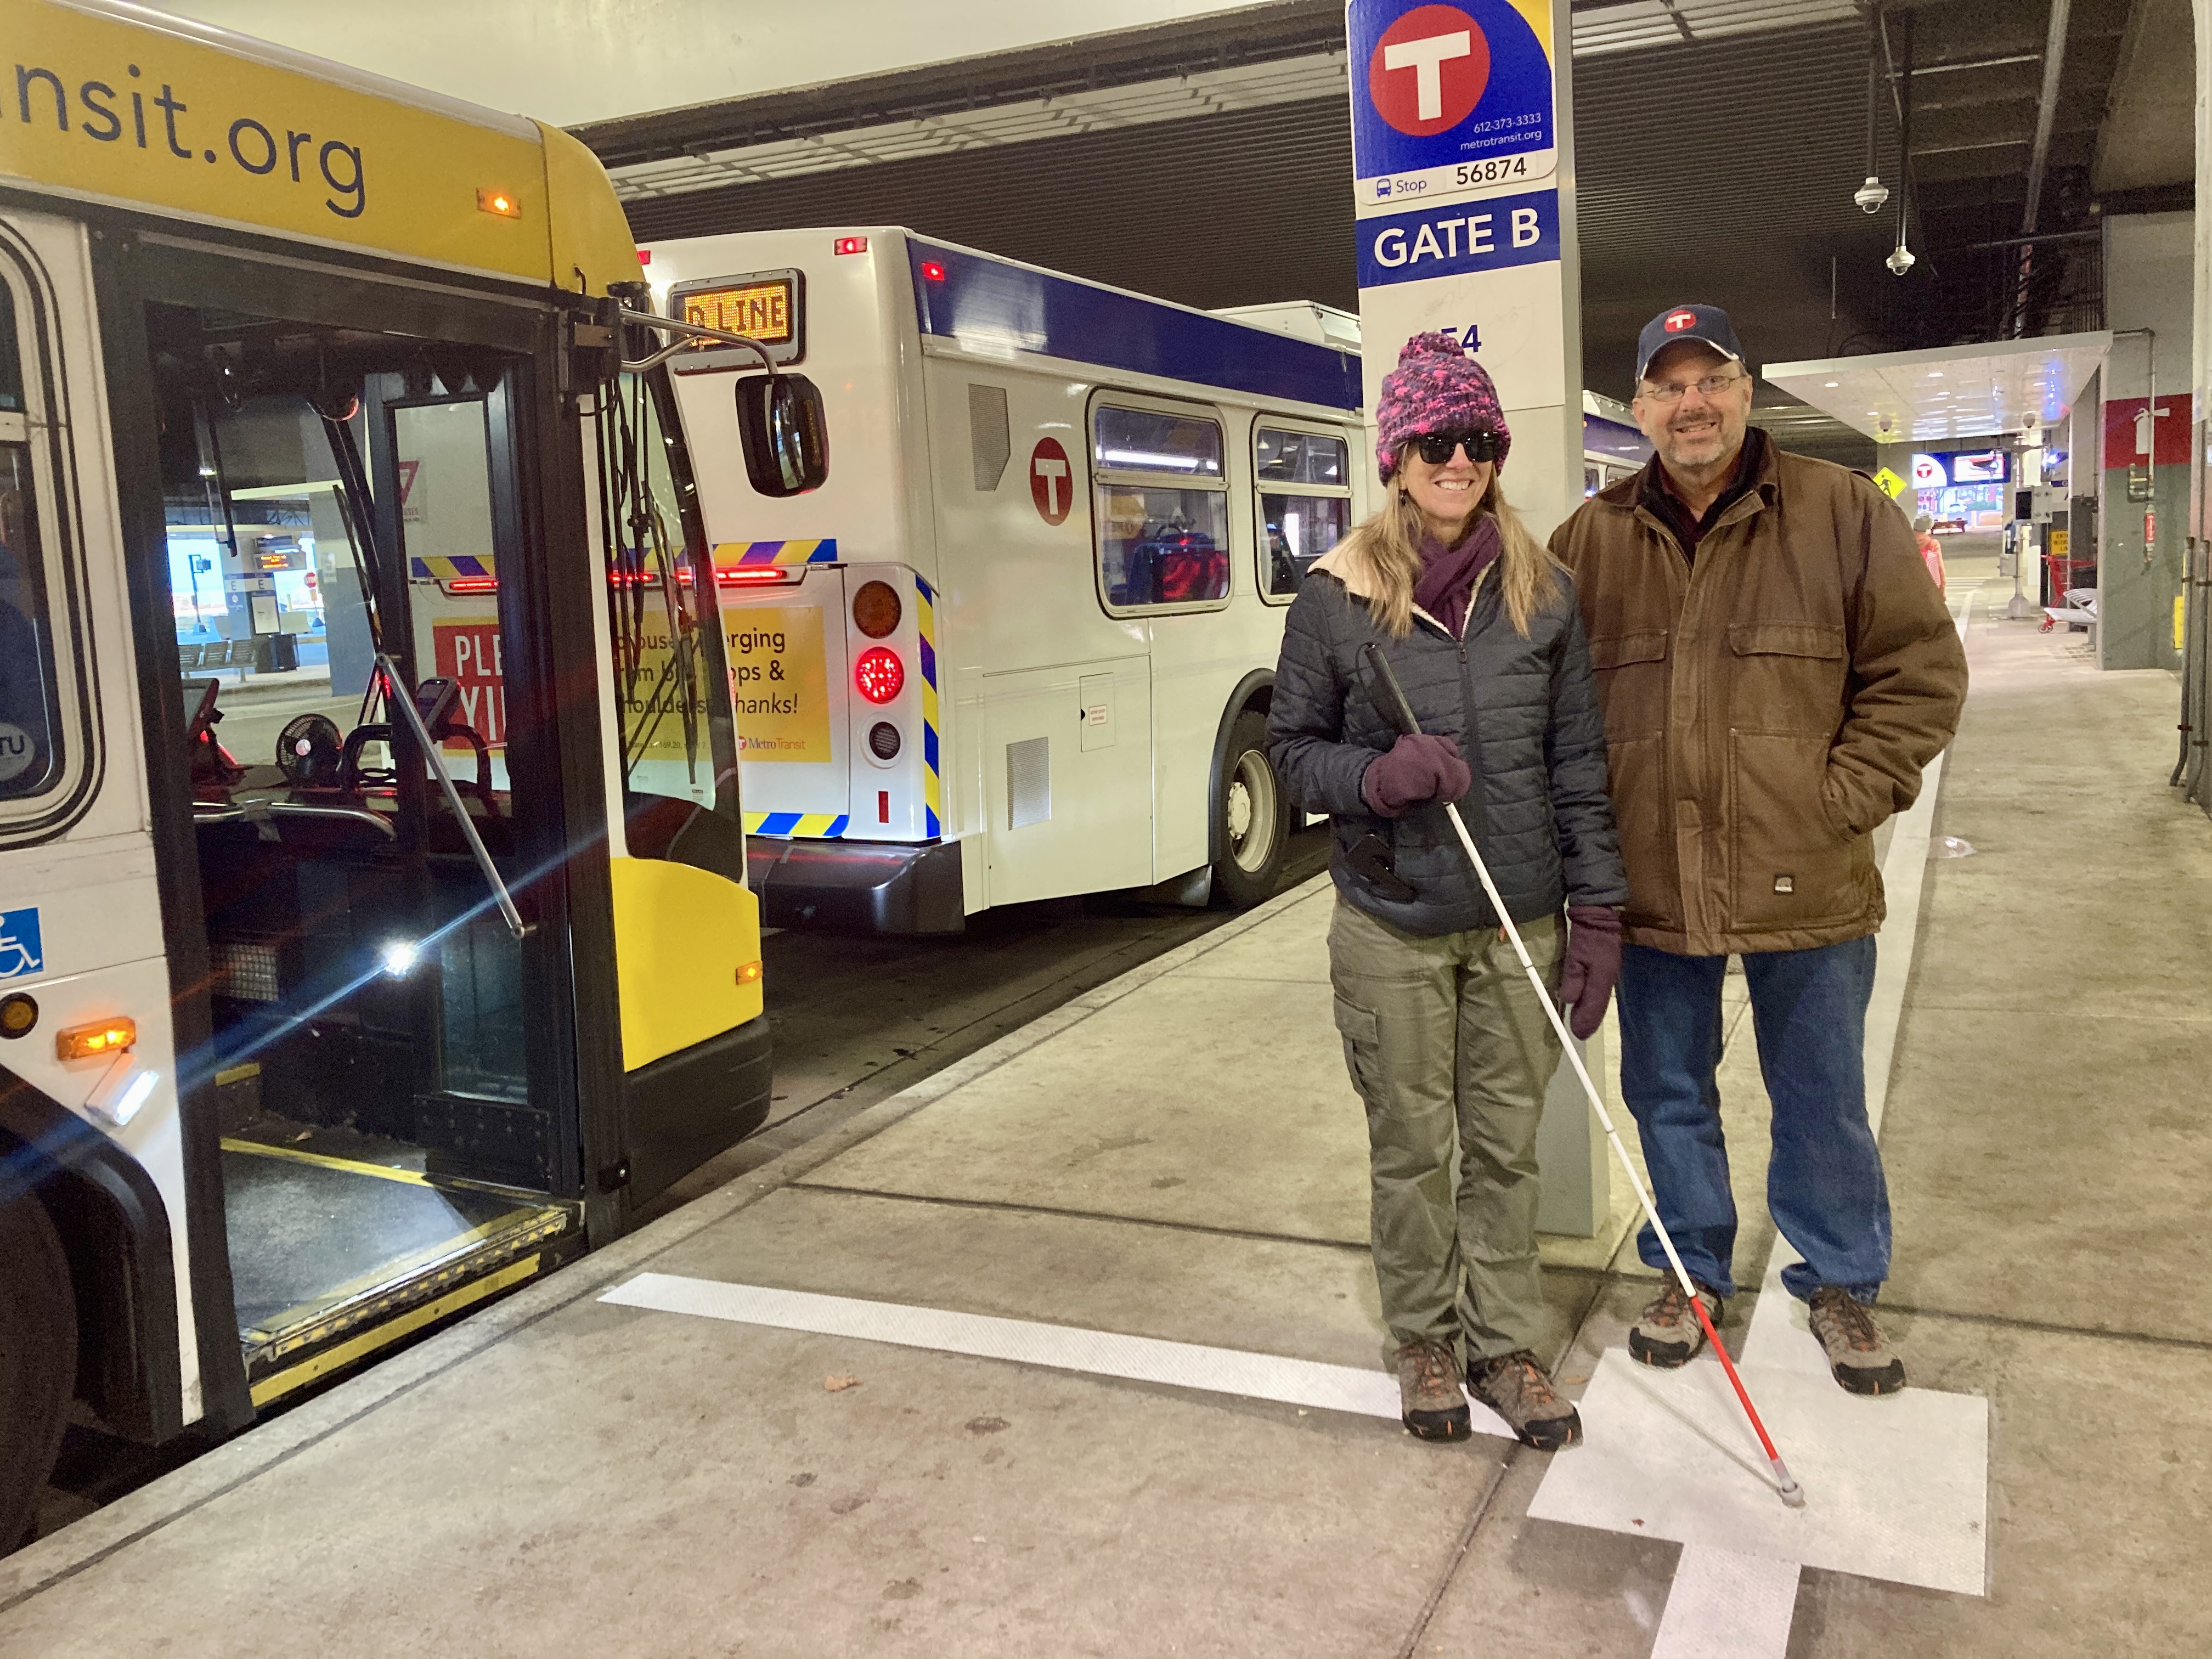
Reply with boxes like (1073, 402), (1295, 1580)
(1267, 334), (1628, 1449)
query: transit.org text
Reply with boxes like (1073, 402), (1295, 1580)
(13, 59), (365, 218)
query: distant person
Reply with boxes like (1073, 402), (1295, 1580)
(1550, 304), (1966, 1395)
(1269, 335), (1628, 1449)
(1912, 513), (1947, 597)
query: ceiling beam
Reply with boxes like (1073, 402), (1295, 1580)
(2021, 0), (2074, 234)
(570, 0), (1344, 170)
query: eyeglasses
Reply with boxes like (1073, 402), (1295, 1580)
(1639, 371), (1747, 404)
(1412, 430), (1499, 465)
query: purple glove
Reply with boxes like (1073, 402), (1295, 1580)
(1558, 905), (1622, 1041)
(1361, 732), (1472, 817)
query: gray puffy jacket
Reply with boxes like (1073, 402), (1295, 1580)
(1267, 537), (1628, 935)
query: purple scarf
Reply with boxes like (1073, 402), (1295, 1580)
(1412, 515), (1502, 637)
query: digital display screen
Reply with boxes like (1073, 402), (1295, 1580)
(1911, 449), (2010, 488)
(681, 278), (795, 346)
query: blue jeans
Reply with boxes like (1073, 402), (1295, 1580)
(1616, 936), (1889, 1302)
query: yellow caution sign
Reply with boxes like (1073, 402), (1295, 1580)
(1871, 467), (1908, 499)
(2177, 596), (2188, 653)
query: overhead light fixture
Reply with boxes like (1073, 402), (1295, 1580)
(1854, 176), (1891, 215)
(1886, 241), (1917, 277)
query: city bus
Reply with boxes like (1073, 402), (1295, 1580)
(1580, 391), (1651, 495)
(637, 228), (1369, 930)
(0, 0), (817, 1549)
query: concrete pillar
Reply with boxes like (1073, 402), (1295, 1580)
(2186, 0), (2212, 808)
(2100, 212), (2196, 669)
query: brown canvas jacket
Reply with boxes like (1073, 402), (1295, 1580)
(1548, 437), (1967, 956)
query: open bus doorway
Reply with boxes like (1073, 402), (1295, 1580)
(147, 301), (575, 1409)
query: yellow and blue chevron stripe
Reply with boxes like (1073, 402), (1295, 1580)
(410, 554), (493, 582)
(714, 538), (839, 569)
(744, 811), (849, 838)
(915, 573), (941, 838)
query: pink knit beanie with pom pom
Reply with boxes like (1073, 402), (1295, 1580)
(1373, 332), (1510, 482)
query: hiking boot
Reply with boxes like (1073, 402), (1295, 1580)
(1466, 1351), (1582, 1451)
(1807, 1287), (1906, 1395)
(1629, 1278), (1722, 1369)
(1395, 1339), (1471, 1441)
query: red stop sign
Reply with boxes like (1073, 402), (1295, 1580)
(1029, 437), (1074, 526)
(1368, 5), (1490, 139)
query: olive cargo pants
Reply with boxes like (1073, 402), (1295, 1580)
(1329, 897), (1563, 1363)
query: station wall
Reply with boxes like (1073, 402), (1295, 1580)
(2100, 211), (2196, 672)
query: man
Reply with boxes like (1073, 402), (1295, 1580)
(1549, 304), (1966, 1394)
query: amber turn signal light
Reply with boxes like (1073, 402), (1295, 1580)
(477, 187), (522, 219)
(736, 961), (764, 987)
(57, 1016), (136, 1061)
(0, 992), (36, 1039)
(851, 579), (902, 640)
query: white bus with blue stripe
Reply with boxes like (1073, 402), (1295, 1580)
(639, 229), (1369, 930)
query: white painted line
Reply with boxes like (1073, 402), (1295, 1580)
(1649, 1545), (1801, 1659)
(600, 1272), (1517, 1438)
(1528, 1350), (1989, 1597)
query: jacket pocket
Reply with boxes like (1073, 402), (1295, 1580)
(1605, 732), (1683, 932)
(1588, 631), (1670, 741)
(1726, 623), (1849, 751)
(1726, 622), (1845, 661)
(1725, 730), (1874, 930)
(1588, 630), (1669, 672)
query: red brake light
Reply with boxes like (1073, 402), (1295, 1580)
(834, 236), (869, 256)
(717, 566), (795, 586)
(920, 261), (946, 283)
(637, 247), (652, 266)
(854, 647), (905, 704)
(447, 576), (498, 594)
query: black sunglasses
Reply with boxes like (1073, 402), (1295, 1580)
(1412, 430), (1499, 465)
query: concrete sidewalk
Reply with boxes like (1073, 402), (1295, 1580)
(3, 568), (2208, 1656)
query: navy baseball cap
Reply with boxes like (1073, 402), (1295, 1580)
(1636, 304), (1746, 383)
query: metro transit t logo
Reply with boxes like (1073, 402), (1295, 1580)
(1029, 438), (1073, 526)
(1368, 5), (1491, 137)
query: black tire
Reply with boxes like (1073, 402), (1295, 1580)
(0, 1193), (75, 1556)
(1211, 707), (1291, 909)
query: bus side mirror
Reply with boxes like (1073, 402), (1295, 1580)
(734, 373), (828, 496)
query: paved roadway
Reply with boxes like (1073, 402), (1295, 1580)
(30, 826), (1333, 1543)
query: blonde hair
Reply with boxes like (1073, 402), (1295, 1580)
(1340, 469), (1562, 639)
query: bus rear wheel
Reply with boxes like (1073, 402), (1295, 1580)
(1212, 708), (1289, 909)
(0, 1193), (75, 1556)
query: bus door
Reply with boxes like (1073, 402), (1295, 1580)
(128, 261), (586, 1410)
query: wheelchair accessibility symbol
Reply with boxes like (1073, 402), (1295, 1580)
(0, 907), (44, 980)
